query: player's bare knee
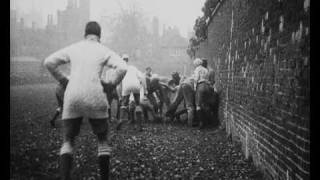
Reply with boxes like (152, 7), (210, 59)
(186, 106), (195, 112)
(63, 129), (79, 144)
(60, 142), (74, 155)
(135, 105), (143, 113)
(56, 107), (62, 113)
(96, 132), (108, 142)
(120, 105), (128, 110)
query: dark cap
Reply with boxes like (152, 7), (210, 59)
(85, 21), (101, 38)
(202, 58), (208, 68)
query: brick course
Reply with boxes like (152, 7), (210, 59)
(196, 0), (310, 179)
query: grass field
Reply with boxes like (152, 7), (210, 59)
(10, 83), (264, 180)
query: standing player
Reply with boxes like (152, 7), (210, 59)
(44, 21), (127, 180)
(49, 81), (67, 127)
(193, 58), (211, 129)
(116, 55), (146, 131)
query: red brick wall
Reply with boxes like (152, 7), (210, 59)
(196, 0), (310, 179)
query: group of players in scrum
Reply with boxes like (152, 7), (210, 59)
(50, 54), (218, 131)
(44, 21), (219, 180)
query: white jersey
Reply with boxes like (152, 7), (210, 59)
(121, 65), (146, 96)
(44, 39), (127, 119)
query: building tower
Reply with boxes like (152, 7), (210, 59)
(79, 0), (90, 22)
(67, 0), (76, 9)
(152, 16), (159, 38)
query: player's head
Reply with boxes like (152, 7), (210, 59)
(202, 58), (208, 68)
(84, 21), (101, 39)
(193, 58), (203, 67)
(145, 67), (152, 75)
(171, 71), (180, 85)
(122, 54), (129, 62)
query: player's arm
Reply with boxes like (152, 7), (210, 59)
(193, 68), (200, 91)
(137, 69), (148, 95)
(44, 47), (70, 87)
(166, 80), (178, 92)
(104, 52), (128, 86)
(116, 83), (122, 101)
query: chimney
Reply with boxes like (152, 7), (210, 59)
(50, 15), (53, 25)
(32, 21), (36, 30)
(47, 15), (50, 26)
(20, 18), (24, 28)
(67, 0), (74, 9)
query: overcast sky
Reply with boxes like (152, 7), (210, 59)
(11, 0), (206, 38)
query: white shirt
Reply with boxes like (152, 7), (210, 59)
(44, 38), (127, 119)
(121, 65), (146, 96)
(193, 66), (209, 84)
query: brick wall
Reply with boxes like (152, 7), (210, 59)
(196, 0), (310, 179)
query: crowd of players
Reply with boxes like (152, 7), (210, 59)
(44, 21), (218, 180)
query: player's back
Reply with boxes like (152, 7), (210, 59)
(60, 40), (118, 118)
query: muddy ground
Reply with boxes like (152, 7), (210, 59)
(10, 83), (264, 180)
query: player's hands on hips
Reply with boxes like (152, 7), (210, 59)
(59, 76), (69, 89)
(101, 80), (116, 94)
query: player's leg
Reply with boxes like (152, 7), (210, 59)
(182, 84), (196, 127)
(116, 95), (130, 131)
(196, 83), (210, 129)
(147, 93), (158, 115)
(107, 108), (112, 121)
(106, 93), (113, 119)
(59, 117), (82, 180)
(133, 93), (142, 131)
(156, 91), (164, 118)
(161, 86), (172, 113)
(116, 98), (121, 120)
(51, 85), (65, 127)
(165, 85), (183, 119)
(195, 83), (204, 128)
(201, 84), (215, 127)
(128, 98), (136, 124)
(141, 103), (149, 122)
(206, 89), (219, 127)
(89, 118), (111, 180)
(50, 92), (64, 127)
(50, 106), (61, 127)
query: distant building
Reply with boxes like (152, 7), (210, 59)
(10, 0), (90, 84)
(158, 25), (191, 75)
(16, 1), (43, 29)
(10, 9), (17, 30)
(160, 26), (188, 58)
(152, 17), (159, 38)
(10, 0), (91, 59)
(187, 29), (195, 39)
(57, 0), (90, 45)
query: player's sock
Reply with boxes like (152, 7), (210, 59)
(117, 106), (129, 130)
(98, 142), (112, 180)
(50, 108), (61, 127)
(59, 142), (73, 180)
(135, 105), (143, 131)
(59, 153), (73, 180)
